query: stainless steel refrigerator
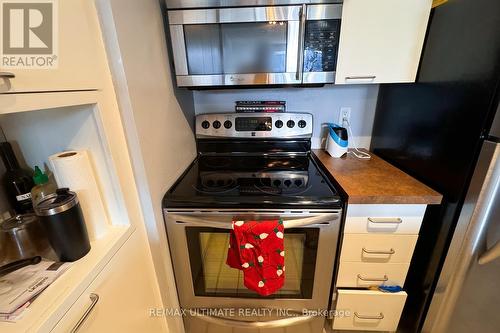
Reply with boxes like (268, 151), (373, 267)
(423, 112), (500, 332)
(370, 0), (500, 331)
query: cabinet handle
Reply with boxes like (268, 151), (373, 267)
(0, 72), (15, 79)
(368, 217), (403, 224)
(71, 293), (99, 333)
(362, 247), (395, 255)
(345, 75), (376, 80)
(354, 312), (384, 320)
(357, 274), (388, 282)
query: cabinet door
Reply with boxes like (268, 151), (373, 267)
(0, 0), (103, 93)
(335, 0), (432, 84)
(51, 231), (167, 333)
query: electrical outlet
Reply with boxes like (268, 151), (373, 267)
(339, 107), (351, 127)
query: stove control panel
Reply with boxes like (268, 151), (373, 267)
(196, 113), (313, 139)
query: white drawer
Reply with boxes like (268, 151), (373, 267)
(333, 289), (407, 331)
(340, 234), (418, 263)
(345, 204), (426, 234)
(336, 262), (409, 288)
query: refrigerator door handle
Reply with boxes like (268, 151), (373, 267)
(478, 240), (500, 265)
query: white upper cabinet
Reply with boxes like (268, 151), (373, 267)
(0, 0), (104, 93)
(335, 0), (432, 84)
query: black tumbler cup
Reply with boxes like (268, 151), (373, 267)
(34, 188), (91, 262)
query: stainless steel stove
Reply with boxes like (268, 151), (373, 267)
(163, 112), (343, 333)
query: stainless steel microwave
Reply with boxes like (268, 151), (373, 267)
(166, 1), (343, 87)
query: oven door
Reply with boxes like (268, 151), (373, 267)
(165, 210), (341, 312)
(168, 6), (304, 87)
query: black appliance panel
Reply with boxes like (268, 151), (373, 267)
(235, 117), (273, 132)
(304, 19), (340, 73)
(163, 155), (341, 209)
(371, 1), (500, 332)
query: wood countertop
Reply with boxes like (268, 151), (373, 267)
(312, 149), (443, 205)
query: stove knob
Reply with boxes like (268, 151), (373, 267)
(287, 120), (295, 128)
(284, 179), (292, 187)
(213, 120), (221, 129)
(273, 179), (282, 187)
(224, 120), (232, 129)
(201, 120), (210, 129)
(294, 179), (303, 187)
(298, 120), (307, 128)
(275, 120), (284, 128)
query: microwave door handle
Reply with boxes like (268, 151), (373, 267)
(296, 4), (306, 81)
(193, 309), (315, 328)
(172, 213), (339, 229)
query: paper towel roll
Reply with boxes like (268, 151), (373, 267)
(49, 150), (109, 240)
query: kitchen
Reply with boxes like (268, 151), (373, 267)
(0, 0), (498, 332)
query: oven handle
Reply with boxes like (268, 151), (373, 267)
(191, 308), (316, 328)
(172, 213), (340, 229)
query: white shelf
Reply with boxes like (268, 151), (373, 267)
(0, 225), (133, 333)
(0, 90), (99, 116)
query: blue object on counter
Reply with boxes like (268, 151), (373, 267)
(379, 285), (404, 293)
(328, 123), (348, 148)
(325, 123), (348, 158)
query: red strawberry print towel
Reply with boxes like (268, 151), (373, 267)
(227, 219), (285, 296)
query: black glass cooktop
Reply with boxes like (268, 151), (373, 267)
(163, 155), (341, 209)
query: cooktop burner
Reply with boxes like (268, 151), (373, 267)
(164, 155), (341, 209)
(163, 112), (342, 210)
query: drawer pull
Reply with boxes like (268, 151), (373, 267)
(0, 72), (15, 79)
(368, 217), (403, 224)
(357, 274), (388, 282)
(354, 312), (385, 320)
(71, 293), (99, 333)
(362, 247), (395, 255)
(345, 75), (376, 80)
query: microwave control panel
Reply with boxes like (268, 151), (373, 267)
(304, 20), (340, 73)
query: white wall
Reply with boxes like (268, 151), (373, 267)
(96, 0), (196, 332)
(194, 84), (379, 148)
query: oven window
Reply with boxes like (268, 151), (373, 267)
(184, 22), (287, 75)
(185, 227), (318, 298)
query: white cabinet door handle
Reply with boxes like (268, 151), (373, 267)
(71, 293), (99, 333)
(368, 217), (403, 224)
(357, 274), (388, 282)
(362, 247), (395, 255)
(0, 72), (15, 79)
(345, 75), (376, 83)
(345, 75), (376, 80)
(354, 312), (384, 320)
